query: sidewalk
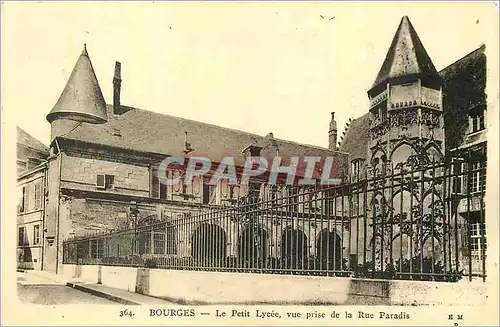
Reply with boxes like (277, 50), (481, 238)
(18, 270), (177, 305)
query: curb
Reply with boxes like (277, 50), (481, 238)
(66, 282), (140, 305)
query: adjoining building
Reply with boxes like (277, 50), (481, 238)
(17, 128), (49, 270)
(340, 16), (487, 275)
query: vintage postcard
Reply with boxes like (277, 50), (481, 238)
(1, 1), (499, 326)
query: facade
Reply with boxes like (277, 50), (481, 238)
(17, 135), (48, 270)
(340, 17), (487, 274)
(40, 45), (348, 273)
(17, 128), (49, 270)
(19, 16), (487, 279)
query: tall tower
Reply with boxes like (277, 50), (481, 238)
(367, 16), (444, 172)
(46, 44), (108, 141)
(365, 17), (446, 268)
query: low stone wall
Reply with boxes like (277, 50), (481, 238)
(59, 265), (488, 306)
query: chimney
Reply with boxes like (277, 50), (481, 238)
(113, 61), (121, 115)
(328, 111), (337, 151)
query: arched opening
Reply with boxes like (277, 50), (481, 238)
(238, 224), (269, 268)
(426, 145), (442, 164)
(370, 148), (388, 176)
(391, 232), (412, 262)
(191, 223), (227, 266)
(281, 227), (308, 269)
(370, 193), (388, 219)
(316, 229), (342, 271)
(422, 236), (442, 263)
(391, 143), (417, 171)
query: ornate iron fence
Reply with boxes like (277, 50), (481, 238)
(63, 150), (487, 282)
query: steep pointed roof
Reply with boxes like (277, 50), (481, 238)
(47, 44), (108, 124)
(371, 16), (440, 89)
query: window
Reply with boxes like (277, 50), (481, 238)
(469, 161), (485, 193)
(470, 215), (486, 262)
(153, 231), (165, 254)
(151, 168), (168, 199)
(203, 183), (217, 204)
(19, 186), (26, 213)
(96, 174), (115, 190)
(165, 223), (177, 255)
(249, 145), (262, 157)
(452, 160), (464, 194)
(23, 186), (29, 212)
(90, 239), (104, 259)
(34, 182), (42, 209)
(18, 227), (26, 246)
(138, 231), (151, 255)
(33, 225), (40, 245)
(470, 109), (485, 133)
(351, 160), (362, 177)
(105, 175), (114, 189)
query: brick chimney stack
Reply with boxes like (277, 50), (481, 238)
(113, 61), (121, 115)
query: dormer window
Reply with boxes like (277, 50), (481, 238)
(242, 144), (263, 157)
(470, 107), (485, 133)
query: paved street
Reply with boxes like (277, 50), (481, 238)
(17, 284), (115, 304)
(17, 272), (115, 305)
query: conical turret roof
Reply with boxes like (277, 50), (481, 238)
(371, 16), (440, 89)
(47, 44), (108, 124)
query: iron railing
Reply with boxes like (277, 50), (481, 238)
(63, 150), (487, 282)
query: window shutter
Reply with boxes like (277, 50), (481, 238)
(96, 174), (105, 189)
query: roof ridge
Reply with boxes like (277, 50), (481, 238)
(111, 105), (332, 152)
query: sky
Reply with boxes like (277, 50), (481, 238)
(2, 2), (497, 149)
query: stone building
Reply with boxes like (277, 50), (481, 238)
(40, 45), (348, 273)
(340, 16), (487, 273)
(17, 128), (49, 270)
(18, 16), (487, 276)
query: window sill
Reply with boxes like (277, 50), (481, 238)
(467, 129), (487, 137)
(17, 208), (44, 216)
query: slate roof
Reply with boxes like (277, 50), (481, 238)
(17, 127), (49, 154)
(440, 45), (487, 150)
(47, 44), (108, 124)
(339, 113), (370, 161)
(371, 16), (440, 90)
(57, 105), (349, 179)
(341, 44), (486, 162)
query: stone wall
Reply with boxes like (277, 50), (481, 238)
(59, 264), (489, 306)
(61, 152), (150, 197)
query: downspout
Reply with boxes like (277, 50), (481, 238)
(55, 138), (63, 274)
(41, 162), (48, 270)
